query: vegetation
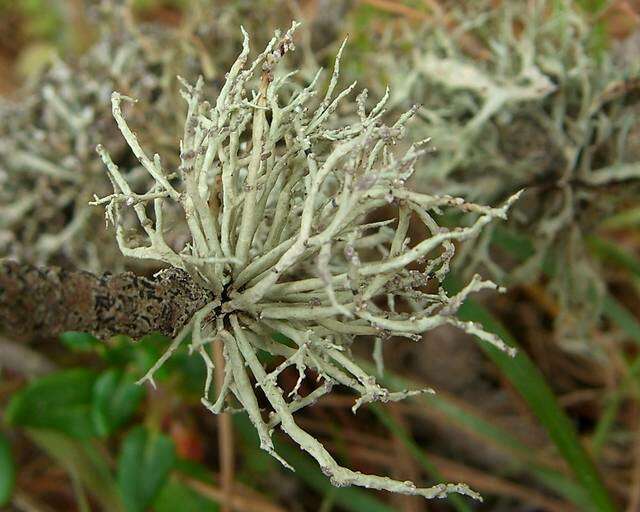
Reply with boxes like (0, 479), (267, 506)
(1, 1), (639, 511)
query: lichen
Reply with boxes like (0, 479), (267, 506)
(95, 23), (519, 500)
(0, 2), (277, 272)
(361, 0), (640, 346)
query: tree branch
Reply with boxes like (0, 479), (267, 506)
(0, 260), (214, 341)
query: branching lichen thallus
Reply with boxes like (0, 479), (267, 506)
(94, 23), (520, 501)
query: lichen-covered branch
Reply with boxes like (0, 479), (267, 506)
(0, 260), (213, 341)
(94, 23), (520, 501)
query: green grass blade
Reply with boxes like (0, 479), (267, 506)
(587, 235), (640, 279)
(497, 229), (640, 462)
(368, 362), (541, 463)
(588, 233), (640, 346)
(602, 295), (640, 346)
(455, 226), (619, 509)
(599, 206), (640, 230)
(0, 433), (15, 507)
(591, 355), (640, 455)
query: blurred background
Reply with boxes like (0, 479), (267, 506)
(1, 1), (640, 511)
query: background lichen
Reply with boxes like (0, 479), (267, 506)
(353, 0), (640, 347)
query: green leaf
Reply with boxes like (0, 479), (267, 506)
(154, 479), (219, 512)
(5, 369), (98, 438)
(0, 433), (15, 507)
(169, 352), (207, 397)
(91, 369), (145, 437)
(59, 331), (101, 352)
(117, 426), (176, 512)
(103, 334), (171, 380)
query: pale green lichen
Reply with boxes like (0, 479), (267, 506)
(0, 4), (179, 271)
(0, 1), (284, 272)
(361, 0), (640, 346)
(95, 23), (519, 500)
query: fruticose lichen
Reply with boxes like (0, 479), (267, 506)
(0, 0), (356, 273)
(0, 5), (180, 271)
(0, 2), (279, 272)
(95, 23), (519, 500)
(364, 0), (640, 346)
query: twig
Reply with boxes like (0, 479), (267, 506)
(0, 260), (214, 341)
(179, 475), (286, 512)
(0, 336), (57, 377)
(214, 339), (235, 512)
(627, 408), (640, 512)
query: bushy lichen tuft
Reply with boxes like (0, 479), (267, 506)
(362, 0), (640, 346)
(95, 23), (518, 500)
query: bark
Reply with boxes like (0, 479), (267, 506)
(0, 260), (215, 341)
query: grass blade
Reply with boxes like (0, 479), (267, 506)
(587, 235), (640, 279)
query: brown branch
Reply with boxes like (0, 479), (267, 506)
(214, 340), (234, 512)
(0, 260), (215, 341)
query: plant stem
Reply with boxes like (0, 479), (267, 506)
(0, 261), (213, 341)
(214, 340), (234, 512)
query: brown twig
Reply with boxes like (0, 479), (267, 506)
(0, 335), (57, 377)
(179, 475), (286, 512)
(214, 340), (235, 512)
(0, 260), (214, 341)
(359, 0), (430, 21)
(627, 406), (640, 511)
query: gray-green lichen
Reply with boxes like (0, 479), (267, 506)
(95, 23), (519, 500)
(0, 0), (357, 273)
(0, 5), (172, 271)
(0, 1), (279, 272)
(362, 0), (640, 346)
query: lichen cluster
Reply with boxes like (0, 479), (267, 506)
(0, 1), (276, 272)
(0, 0), (356, 273)
(95, 23), (518, 500)
(0, 7), (170, 271)
(364, 0), (640, 344)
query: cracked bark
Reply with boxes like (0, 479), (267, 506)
(0, 260), (215, 341)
